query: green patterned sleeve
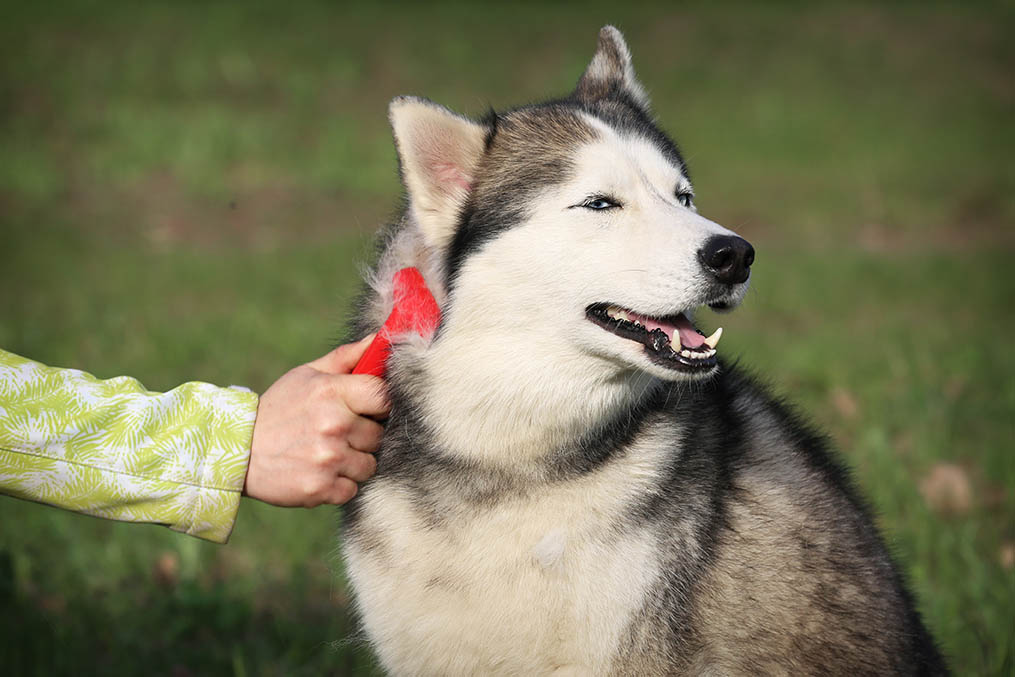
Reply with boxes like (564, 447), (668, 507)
(0, 349), (259, 543)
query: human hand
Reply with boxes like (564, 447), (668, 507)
(243, 336), (390, 507)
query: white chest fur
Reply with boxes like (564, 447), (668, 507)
(342, 432), (672, 676)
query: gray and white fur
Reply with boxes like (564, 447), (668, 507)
(341, 26), (946, 676)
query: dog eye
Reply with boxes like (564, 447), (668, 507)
(676, 192), (694, 208)
(582, 197), (620, 211)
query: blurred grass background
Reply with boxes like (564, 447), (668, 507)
(0, 1), (1012, 674)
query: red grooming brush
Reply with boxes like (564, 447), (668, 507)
(352, 267), (441, 378)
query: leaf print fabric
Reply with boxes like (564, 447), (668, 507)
(0, 349), (258, 543)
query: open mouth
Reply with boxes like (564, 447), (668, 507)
(586, 302), (723, 372)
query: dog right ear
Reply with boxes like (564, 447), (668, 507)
(389, 97), (487, 251)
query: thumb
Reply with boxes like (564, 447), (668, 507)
(308, 334), (377, 375)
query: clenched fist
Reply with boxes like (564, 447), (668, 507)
(244, 336), (390, 507)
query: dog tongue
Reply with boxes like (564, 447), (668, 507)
(638, 313), (706, 349)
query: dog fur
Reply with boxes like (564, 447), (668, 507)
(340, 26), (946, 676)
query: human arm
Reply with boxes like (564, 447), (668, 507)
(0, 348), (257, 542)
(0, 340), (389, 542)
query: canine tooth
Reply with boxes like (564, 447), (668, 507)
(703, 327), (723, 349)
(705, 349), (716, 358)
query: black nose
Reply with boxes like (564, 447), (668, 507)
(697, 235), (755, 285)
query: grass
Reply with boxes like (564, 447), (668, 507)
(1, 1), (1013, 674)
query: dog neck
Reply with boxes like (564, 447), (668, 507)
(390, 317), (658, 468)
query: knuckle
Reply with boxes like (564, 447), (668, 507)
(351, 452), (379, 485)
(368, 420), (386, 441)
(312, 376), (337, 401)
(360, 429), (384, 454)
(349, 375), (380, 399)
(332, 417), (352, 437)
(302, 477), (326, 502)
(358, 453), (378, 480)
(335, 479), (358, 505)
(313, 440), (339, 467)
(316, 408), (351, 437)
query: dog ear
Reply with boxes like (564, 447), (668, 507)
(574, 26), (650, 112)
(389, 97), (487, 250)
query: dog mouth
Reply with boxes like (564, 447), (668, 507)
(585, 302), (723, 372)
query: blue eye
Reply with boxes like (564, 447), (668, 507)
(583, 197), (619, 210)
(676, 192), (694, 208)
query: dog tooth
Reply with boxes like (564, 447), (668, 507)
(702, 327), (723, 349)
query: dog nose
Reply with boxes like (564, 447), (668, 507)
(697, 235), (755, 284)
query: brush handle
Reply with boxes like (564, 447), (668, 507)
(352, 267), (441, 378)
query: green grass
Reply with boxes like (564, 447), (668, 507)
(1, 1), (1013, 675)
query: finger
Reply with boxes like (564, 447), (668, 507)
(325, 477), (359, 505)
(334, 374), (391, 418)
(346, 417), (386, 454)
(308, 334), (377, 375)
(337, 449), (378, 483)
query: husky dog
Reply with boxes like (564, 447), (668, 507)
(341, 26), (945, 676)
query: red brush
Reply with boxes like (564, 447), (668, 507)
(352, 267), (441, 378)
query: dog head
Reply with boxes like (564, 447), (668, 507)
(385, 26), (753, 384)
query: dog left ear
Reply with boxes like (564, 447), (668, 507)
(389, 96), (488, 251)
(573, 26), (651, 112)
